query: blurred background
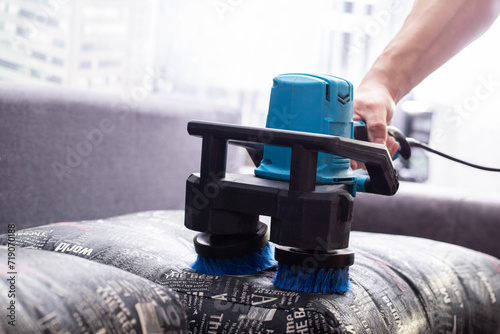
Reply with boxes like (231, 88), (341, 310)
(1, 0), (500, 192)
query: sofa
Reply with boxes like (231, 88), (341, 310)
(1, 83), (499, 333)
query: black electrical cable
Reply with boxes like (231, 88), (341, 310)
(406, 138), (500, 172)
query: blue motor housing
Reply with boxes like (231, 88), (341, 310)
(255, 73), (359, 194)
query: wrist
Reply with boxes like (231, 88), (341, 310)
(361, 50), (416, 104)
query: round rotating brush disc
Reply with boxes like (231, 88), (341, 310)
(191, 222), (275, 276)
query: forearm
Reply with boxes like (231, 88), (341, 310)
(362, 0), (500, 103)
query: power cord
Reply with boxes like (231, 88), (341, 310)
(406, 138), (500, 172)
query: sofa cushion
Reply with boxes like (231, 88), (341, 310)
(2, 210), (499, 333)
(0, 245), (187, 334)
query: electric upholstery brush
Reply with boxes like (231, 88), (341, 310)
(184, 73), (398, 293)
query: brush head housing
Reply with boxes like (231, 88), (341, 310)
(193, 222), (269, 259)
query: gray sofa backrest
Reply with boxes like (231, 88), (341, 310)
(353, 182), (500, 258)
(0, 83), (241, 229)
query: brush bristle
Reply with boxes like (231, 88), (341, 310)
(191, 243), (276, 275)
(273, 263), (350, 293)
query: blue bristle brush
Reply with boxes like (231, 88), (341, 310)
(191, 222), (276, 276)
(274, 265), (350, 293)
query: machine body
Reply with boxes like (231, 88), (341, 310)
(184, 74), (399, 293)
(255, 74), (356, 191)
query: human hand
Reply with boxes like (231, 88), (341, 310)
(351, 81), (400, 169)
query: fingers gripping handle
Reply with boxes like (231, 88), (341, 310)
(188, 120), (399, 195)
(353, 121), (411, 160)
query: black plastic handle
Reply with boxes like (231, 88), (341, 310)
(188, 120), (398, 195)
(353, 123), (411, 160)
